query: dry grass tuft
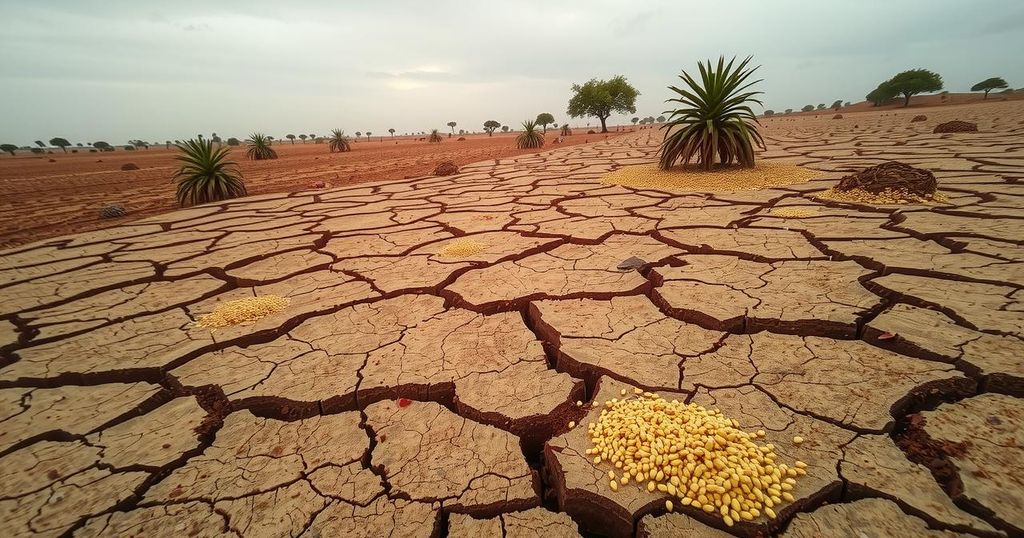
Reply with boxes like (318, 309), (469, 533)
(437, 239), (484, 258)
(196, 295), (290, 329)
(814, 188), (948, 206)
(769, 207), (821, 219)
(601, 161), (818, 193)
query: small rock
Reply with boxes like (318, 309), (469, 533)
(933, 120), (978, 133)
(311, 181), (326, 189)
(616, 256), (647, 271)
(911, 115), (927, 122)
(99, 204), (127, 219)
(120, 163), (140, 171)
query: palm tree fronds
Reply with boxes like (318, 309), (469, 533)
(516, 120), (545, 149)
(328, 129), (351, 153)
(659, 55), (765, 170)
(173, 138), (246, 207)
(245, 133), (277, 160)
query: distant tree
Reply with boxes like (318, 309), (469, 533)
(536, 112), (555, 133)
(245, 133), (278, 160)
(428, 129), (443, 143)
(355, 132), (361, 140)
(567, 75), (639, 133)
(327, 129), (351, 152)
(483, 120), (500, 136)
(866, 81), (898, 106)
(886, 69), (943, 107)
(299, 134), (308, 143)
(844, 101), (851, 107)
(447, 121), (457, 136)
(784, 108), (793, 114)
(501, 125), (509, 133)
(309, 134), (315, 141)
(631, 117), (639, 126)
(656, 115), (666, 123)
(49, 137), (71, 152)
(801, 105), (814, 112)
(831, 100), (843, 110)
(34, 140), (45, 148)
(286, 134), (296, 144)
(1, 144), (17, 156)
(226, 137), (241, 146)
(366, 132), (372, 140)
(93, 141), (112, 151)
(389, 128), (396, 138)
(971, 77), (1008, 99)
(211, 133), (222, 144)
(164, 141), (171, 149)
(816, 104), (825, 110)
(76, 142), (84, 147)
(763, 110), (775, 116)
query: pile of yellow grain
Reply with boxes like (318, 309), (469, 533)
(437, 239), (484, 258)
(769, 207), (821, 219)
(587, 389), (806, 527)
(195, 295), (290, 329)
(600, 161), (818, 193)
(814, 187), (948, 205)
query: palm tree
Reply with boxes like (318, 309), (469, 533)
(516, 120), (545, 149)
(389, 128), (396, 138)
(428, 129), (443, 143)
(245, 133), (278, 160)
(172, 138), (246, 207)
(328, 129), (351, 152)
(660, 56), (765, 170)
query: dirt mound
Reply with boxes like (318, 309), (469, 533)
(933, 120), (977, 133)
(836, 161), (937, 197)
(457, 137), (466, 141)
(832, 114), (843, 119)
(911, 115), (928, 122)
(433, 161), (459, 176)
(121, 163), (140, 171)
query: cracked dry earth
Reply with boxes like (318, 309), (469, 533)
(1, 100), (1024, 538)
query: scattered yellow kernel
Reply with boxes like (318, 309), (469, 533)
(665, 500), (673, 512)
(195, 295), (289, 329)
(568, 421), (576, 429)
(436, 239), (485, 258)
(793, 436), (804, 445)
(600, 161), (819, 193)
(813, 187), (948, 206)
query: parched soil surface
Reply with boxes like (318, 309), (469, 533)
(0, 129), (624, 249)
(1, 99), (1023, 537)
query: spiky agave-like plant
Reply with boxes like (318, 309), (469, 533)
(173, 138), (246, 207)
(328, 129), (351, 153)
(560, 124), (572, 136)
(428, 129), (443, 143)
(515, 120), (544, 149)
(245, 132), (277, 160)
(659, 56), (765, 170)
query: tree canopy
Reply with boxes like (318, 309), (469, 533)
(536, 113), (555, 132)
(1, 144), (17, 156)
(887, 69), (943, 106)
(483, 120), (500, 136)
(93, 141), (112, 150)
(866, 81), (898, 106)
(971, 77), (1008, 99)
(49, 137), (71, 152)
(567, 75), (639, 133)
(801, 105), (814, 112)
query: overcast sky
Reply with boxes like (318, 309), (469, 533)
(2, 0), (1022, 145)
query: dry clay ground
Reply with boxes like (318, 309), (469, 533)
(1, 100), (1023, 537)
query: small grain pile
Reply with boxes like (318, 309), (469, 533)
(933, 120), (977, 133)
(769, 207), (820, 219)
(815, 161), (946, 205)
(195, 295), (290, 329)
(433, 161), (459, 176)
(600, 162), (818, 193)
(587, 390), (806, 527)
(437, 239), (484, 258)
